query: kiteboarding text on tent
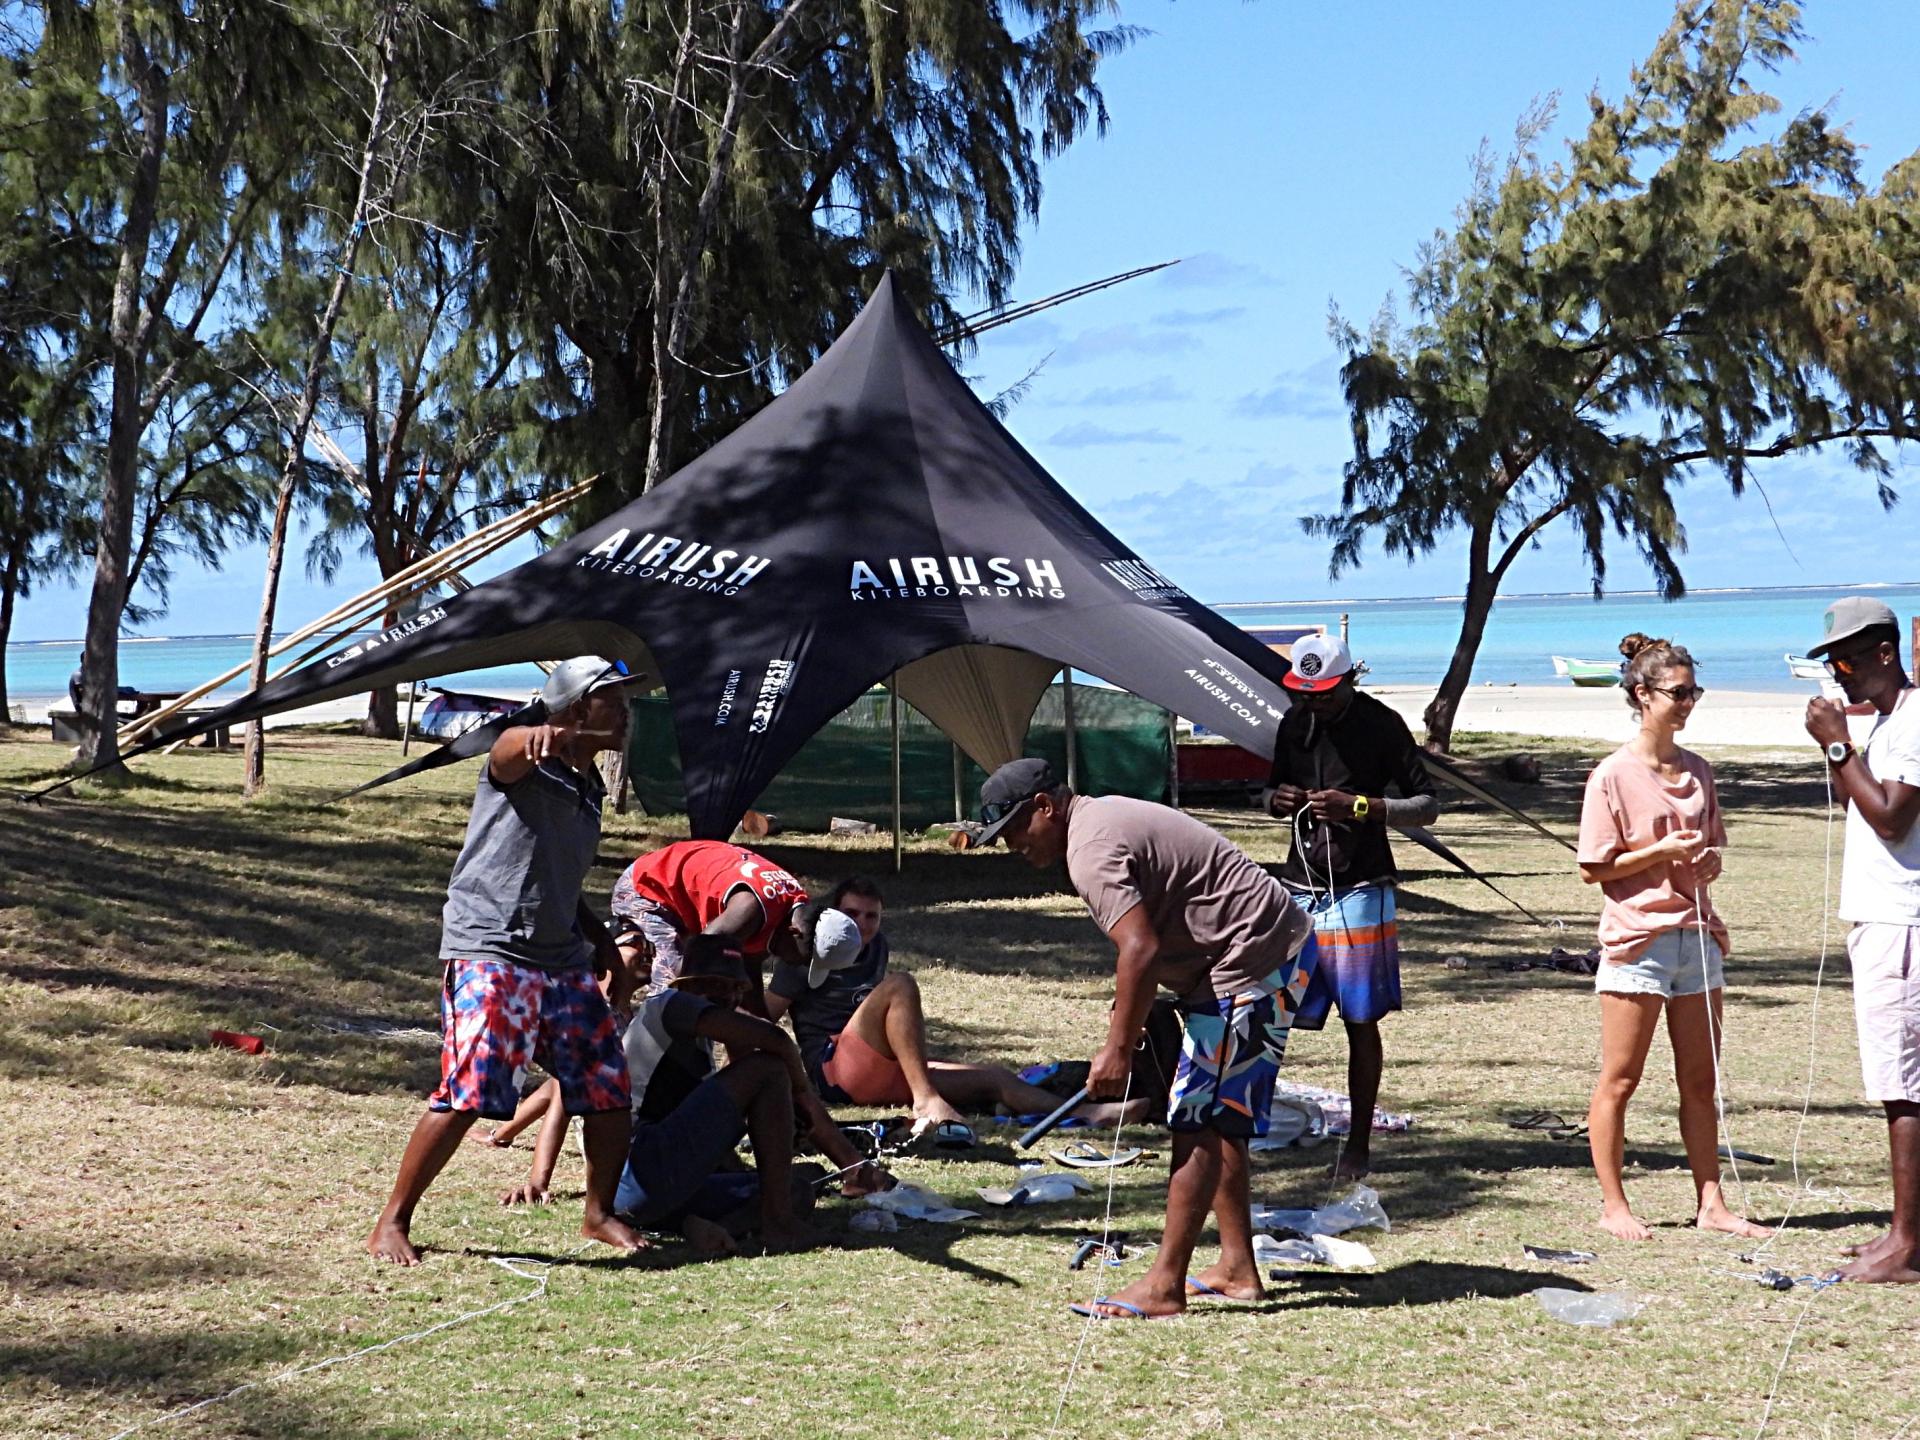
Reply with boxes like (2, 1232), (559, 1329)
(847, 555), (1063, 600)
(579, 529), (771, 594)
(326, 606), (448, 668)
(1100, 557), (1188, 600)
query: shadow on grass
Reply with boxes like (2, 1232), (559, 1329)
(1264, 1260), (1592, 1310)
(0, 1323), (401, 1439)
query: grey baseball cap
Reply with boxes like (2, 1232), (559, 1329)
(539, 655), (645, 712)
(803, 905), (865, 989)
(1808, 597), (1901, 659)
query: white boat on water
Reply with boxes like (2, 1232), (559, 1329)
(1785, 653), (1827, 682)
(1551, 655), (1622, 687)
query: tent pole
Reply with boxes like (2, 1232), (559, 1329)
(1167, 709), (1180, 809)
(890, 676), (903, 874)
(951, 741), (963, 821)
(1062, 666), (1078, 790)
(400, 682), (420, 756)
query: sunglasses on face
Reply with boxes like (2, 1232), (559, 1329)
(980, 795), (1036, 827)
(1825, 645), (1883, 678)
(1647, 684), (1706, 703)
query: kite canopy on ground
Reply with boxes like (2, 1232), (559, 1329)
(125, 273), (1304, 837)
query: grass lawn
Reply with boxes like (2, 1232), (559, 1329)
(1, 725), (1916, 1440)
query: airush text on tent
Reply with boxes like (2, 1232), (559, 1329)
(578, 529), (772, 594)
(848, 555), (1064, 600)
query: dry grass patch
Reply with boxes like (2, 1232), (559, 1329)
(1, 727), (1917, 1439)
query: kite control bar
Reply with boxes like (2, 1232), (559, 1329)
(1017, 1086), (1090, 1150)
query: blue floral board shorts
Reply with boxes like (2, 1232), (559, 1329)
(428, 957), (631, 1119)
(1168, 936), (1319, 1138)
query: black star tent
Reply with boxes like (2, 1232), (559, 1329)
(41, 273), (1566, 877)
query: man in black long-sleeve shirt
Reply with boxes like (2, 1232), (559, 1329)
(1266, 635), (1438, 1178)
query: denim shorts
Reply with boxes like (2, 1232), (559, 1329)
(1594, 928), (1724, 999)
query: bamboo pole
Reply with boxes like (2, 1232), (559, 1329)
(118, 476), (595, 742)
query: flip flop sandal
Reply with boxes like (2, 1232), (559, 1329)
(1068, 1297), (1179, 1321)
(909, 1118), (977, 1151)
(1506, 1110), (1586, 1140)
(1051, 1142), (1144, 1169)
(1184, 1276), (1256, 1305)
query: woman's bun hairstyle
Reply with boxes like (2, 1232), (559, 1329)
(1619, 633), (1696, 714)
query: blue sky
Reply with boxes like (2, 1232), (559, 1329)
(15, 0), (1920, 641)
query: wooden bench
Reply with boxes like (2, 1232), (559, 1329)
(49, 708), (232, 749)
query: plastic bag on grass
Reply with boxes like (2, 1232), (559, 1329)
(977, 1173), (1093, 1206)
(863, 1182), (980, 1223)
(1250, 1183), (1390, 1238)
(1534, 1288), (1642, 1327)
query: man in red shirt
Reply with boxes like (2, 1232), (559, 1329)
(610, 840), (861, 1012)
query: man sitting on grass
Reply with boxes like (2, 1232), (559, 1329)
(983, 758), (1318, 1319)
(766, 876), (1144, 1142)
(505, 925), (892, 1255)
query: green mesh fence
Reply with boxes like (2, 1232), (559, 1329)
(626, 681), (1172, 829)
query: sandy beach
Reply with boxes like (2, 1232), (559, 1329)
(1366, 682), (1833, 751)
(10, 681), (1841, 751)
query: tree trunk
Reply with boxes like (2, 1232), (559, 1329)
(242, 15), (397, 795)
(362, 598), (401, 738)
(0, 545), (17, 726)
(1420, 518), (1499, 753)
(75, 32), (170, 776)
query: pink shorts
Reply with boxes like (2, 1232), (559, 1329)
(820, 1028), (913, 1106)
(1847, 923), (1920, 1103)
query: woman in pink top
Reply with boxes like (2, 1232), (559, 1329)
(1577, 634), (1769, 1243)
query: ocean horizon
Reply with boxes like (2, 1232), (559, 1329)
(6, 580), (1917, 702)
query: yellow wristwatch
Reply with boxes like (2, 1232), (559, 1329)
(1352, 795), (1371, 821)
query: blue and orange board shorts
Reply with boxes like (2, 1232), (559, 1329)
(1292, 883), (1401, 1028)
(428, 957), (631, 1119)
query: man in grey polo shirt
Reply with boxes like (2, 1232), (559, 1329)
(367, 656), (648, 1266)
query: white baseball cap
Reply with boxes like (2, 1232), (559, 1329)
(539, 656), (645, 712)
(806, 906), (866, 988)
(1282, 634), (1354, 693)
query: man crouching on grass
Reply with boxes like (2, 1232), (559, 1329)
(367, 656), (649, 1266)
(980, 759), (1318, 1319)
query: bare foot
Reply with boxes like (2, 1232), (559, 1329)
(581, 1213), (649, 1254)
(1835, 1246), (1920, 1284)
(1840, 1230), (1896, 1261)
(1187, 1261), (1262, 1303)
(910, 1095), (968, 1129)
(464, 1127), (508, 1148)
(762, 1218), (824, 1254)
(366, 1217), (420, 1266)
(1078, 1275), (1184, 1319)
(681, 1215), (737, 1258)
(1598, 1205), (1654, 1242)
(1697, 1207), (1773, 1240)
(1329, 1148), (1371, 1181)
(499, 1182), (552, 1207)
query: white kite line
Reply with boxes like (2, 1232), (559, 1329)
(101, 1255), (553, 1440)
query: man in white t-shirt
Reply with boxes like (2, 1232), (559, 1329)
(1805, 596), (1920, 1285)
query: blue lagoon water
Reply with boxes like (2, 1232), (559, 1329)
(1219, 582), (1920, 692)
(7, 583), (1916, 700)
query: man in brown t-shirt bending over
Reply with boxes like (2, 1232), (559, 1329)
(980, 758), (1318, 1319)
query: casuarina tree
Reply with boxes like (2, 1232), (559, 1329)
(1308, 0), (1920, 750)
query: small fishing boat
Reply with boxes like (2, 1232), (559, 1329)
(1784, 653), (1827, 682)
(1551, 655), (1622, 687)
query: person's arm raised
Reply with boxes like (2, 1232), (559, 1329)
(1808, 698), (1920, 842)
